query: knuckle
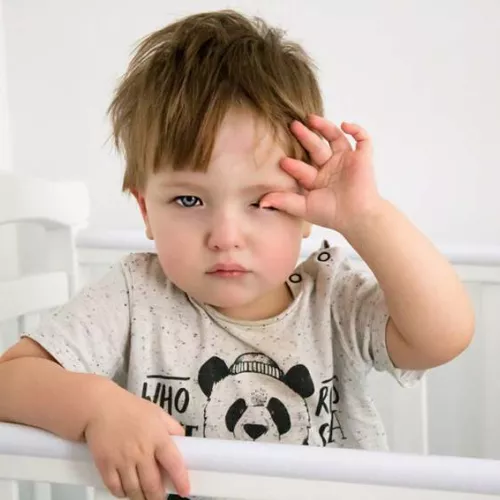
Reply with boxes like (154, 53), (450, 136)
(119, 443), (147, 464)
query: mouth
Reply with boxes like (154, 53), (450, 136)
(207, 263), (249, 277)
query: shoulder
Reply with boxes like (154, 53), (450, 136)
(120, 252), (168, 287)
(295, 241), (354, 282)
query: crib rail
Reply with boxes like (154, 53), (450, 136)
(1, 423), (500, 499)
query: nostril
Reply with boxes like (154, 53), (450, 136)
(244, 423), (267, 440)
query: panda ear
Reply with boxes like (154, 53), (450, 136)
(283, 364), (315, 398)
(198, 356), (230, 397)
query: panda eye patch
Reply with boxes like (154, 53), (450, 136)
(226, 398), (248, 433)
(267, 397), (291, 435)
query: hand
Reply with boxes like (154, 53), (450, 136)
(260, 115), (383, 234)
(84, 385), (189, 500)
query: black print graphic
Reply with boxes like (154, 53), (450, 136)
(198, 353), (314, 444)
(315, 376), (347, 445)
(141, 375), (199, 436)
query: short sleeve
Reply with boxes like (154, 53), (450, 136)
(326, 250), (424, 387)
(23, 260), (131, 382)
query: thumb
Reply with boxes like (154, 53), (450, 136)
(162, 413), (185, 436)
(260, 192), (307, 219)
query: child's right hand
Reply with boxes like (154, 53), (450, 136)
(84, 384), (190, 500)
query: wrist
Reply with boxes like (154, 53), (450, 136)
(77, 374), (120, 441)
(338, 197), (392, 242)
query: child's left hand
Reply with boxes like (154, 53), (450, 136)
(260, 115), (382, 234)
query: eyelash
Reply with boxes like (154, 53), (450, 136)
(173, 196), (276, 211)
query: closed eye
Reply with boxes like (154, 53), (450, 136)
(174, 195), (202, 208)
(251, 201), (278, 211)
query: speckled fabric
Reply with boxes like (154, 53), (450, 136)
(26, 245), (422, 451)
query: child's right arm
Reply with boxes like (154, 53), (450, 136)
(0, 338), (190, 500)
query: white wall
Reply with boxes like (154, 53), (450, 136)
(0, 0), (11, 172)
(0, 0), (19, 368)
(3, 0), (500, 251)
(0, 0), (15, 271)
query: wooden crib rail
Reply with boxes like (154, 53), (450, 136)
(0, 422), (499, 500)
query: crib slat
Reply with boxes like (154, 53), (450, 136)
(93, 488), (116, 500)
(0, 480), (19, 500)
(33, 482), (51, 500)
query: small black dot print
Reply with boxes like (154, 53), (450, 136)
(289, 273), (302, 283)
(318, 251), (331, 262)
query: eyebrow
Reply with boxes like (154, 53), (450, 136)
(158, 180), (206, 190)
(159, 180), (299, 194)
(241, 183), (299, 194)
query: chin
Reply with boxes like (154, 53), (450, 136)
(205, 294), (254, 309)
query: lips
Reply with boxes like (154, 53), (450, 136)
(207, 262), (248, 273)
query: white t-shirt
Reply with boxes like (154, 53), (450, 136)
(27, 244), (422, 451)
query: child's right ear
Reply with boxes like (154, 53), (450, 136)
(131, 189), (154, 240)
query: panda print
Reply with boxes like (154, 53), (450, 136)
(198, 352), (315, 445)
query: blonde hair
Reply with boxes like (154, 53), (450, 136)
(108, 10), (324, 192)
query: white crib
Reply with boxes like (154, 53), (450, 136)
(1, 421), (500, 500)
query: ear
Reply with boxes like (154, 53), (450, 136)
(302, 221), (312, 239)
(283, 364), (314, 398)
(131, 189), (154, 240)
(198, 356), (230, 397)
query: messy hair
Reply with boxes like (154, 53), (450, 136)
(108, 10), (324, 192)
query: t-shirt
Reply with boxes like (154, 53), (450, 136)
(26, 244), (422, 451)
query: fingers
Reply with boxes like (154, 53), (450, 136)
(97, 451), (183, 500)
(156, 439), (190, 498)
(137, 459), (166, 500)
(95, 458), (126, 498)
(162, 412), (185, 437)
(119, 466), (143, 500)
(290, 120), (331, 166)
(290, 115), (372, 159)
(340, 121), (373, 154)
(279, 157), (318, 190)
(259, 192), (307, 219)
(307, 115), (352, 153)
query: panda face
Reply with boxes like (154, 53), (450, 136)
(226, 396), (292, 441)
(203, 372), (311, 444)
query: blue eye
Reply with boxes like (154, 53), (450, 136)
(174, 195), (202, 208)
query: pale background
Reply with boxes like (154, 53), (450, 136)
(1, 0), (500, 470)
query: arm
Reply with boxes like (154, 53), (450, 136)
(261, 115), (474, 371)
(0, 338), (116, 441)
(343, 199), (474, 369)
(0, 338), (190, 498)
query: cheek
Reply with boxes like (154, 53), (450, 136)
(256, 217), (303, 271)
(149, 215), (200, 273)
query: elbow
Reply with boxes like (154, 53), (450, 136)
(437, 307), (475, 365)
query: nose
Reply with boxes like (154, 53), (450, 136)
(207, 213), (245, 251)
(244, 423), (267, 440)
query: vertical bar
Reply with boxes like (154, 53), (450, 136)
(420, 375), (429, 455)
(33, 482), (52, 500)
(0, 480), (19, 500)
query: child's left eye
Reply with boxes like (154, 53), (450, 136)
(251, 202), (277, 211)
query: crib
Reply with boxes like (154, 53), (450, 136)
(1, 421), (500, 500)
(1, 172), (500, 499)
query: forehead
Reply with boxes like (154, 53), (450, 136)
(152, 108), (298, 191)
(211, 107), (289, 164)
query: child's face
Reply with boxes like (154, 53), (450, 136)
(136, 108), (310, 320)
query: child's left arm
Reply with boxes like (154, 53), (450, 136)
(260, 115), (474, 370)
